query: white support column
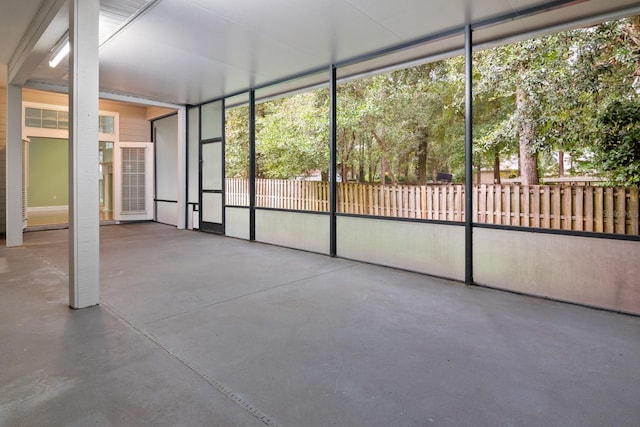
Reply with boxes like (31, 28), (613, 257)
(68, 0), (100, 309)
(6, 84), (23, 247)
(177, 107), (187, 230)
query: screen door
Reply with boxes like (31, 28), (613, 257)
(199, 101), (224, 234)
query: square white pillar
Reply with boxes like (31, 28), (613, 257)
(68, 0), (100, 309)
(177, 107), (187, 230)
(5, 84), (23, 247)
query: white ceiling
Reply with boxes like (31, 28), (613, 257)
(2, 0), (640, 106)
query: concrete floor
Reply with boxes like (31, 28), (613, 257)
(1, 222), (639, 427)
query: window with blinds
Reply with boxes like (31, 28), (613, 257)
(121, 147), (146, 214)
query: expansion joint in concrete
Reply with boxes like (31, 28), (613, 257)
(100, 301), (280, 427)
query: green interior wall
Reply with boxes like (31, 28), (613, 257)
(28, 137), (68, 207)
(100, 141), (113, 162)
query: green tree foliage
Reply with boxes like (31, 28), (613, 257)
(337, 60), (465, 184)
(473, 31), (596, 184)
(474, 16), (640, 183)
(255, 89), (329, 179)
(594, 101), (640, 186)
(225, 106), (250, 178)
(224, 15), (640, 188)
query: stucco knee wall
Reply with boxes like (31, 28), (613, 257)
(473, 227), (640, 315)
(337, 216), (466, 281)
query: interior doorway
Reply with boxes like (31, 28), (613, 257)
(25, 137), (69, 228)
(22, 102), (120, 230)
(99, 141), (114, 222)
(24, 138), (116, 229)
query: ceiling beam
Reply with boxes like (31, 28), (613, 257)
(8, 0), (68, 86)
(25, 80), (184, 109)
(97, 91), (183, 109)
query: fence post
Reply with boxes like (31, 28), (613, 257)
(455, 185), (463, 222)
(522, 186), (530, 227)
(447, 185), (455, 222)
(584, 186), (594, 232)
(616, 187), (626, 234)
(532, 185), (540, 228)
(541, 186), (550, 229)
(629, 188), (639, 235)
(507, 185), (512, 225)
(479, 185), (486, 223)
(562, 186), (571, 230)
(575, 187), (584, 231)
(605, 188), (614, 233)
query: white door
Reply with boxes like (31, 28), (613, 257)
(113, 142), (154, 221)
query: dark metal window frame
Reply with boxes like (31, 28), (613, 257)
(198, 100), (226, 234)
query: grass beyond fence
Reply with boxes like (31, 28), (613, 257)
(226, 178), (640, 235)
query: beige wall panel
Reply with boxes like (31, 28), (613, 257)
(473, 228), (640, 315)
(146, 106), (176, 121)
(202, 193), (223, 224)
(100, 99), (149, 142)
(226, 207), (250, 240)
(337, 216), (465, 281)
(256, 210), (330, 254)
(156, 201), (178, 226)
(23, 89), (67, 105)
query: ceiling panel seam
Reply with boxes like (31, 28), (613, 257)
(342, 0), (402, 39)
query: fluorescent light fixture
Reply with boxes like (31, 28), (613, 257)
(49, 38), (70, 68)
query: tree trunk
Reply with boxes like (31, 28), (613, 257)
(493, 151), (501, 184)
(519, 141), (539, 185)
(366, 135), (374, 182)
(558, 150), (565, 177)
(416, 129), (428, 185)
(356, 130), (365, 182)
(516, 85), (539, 185)
(372, 131), (389, 185)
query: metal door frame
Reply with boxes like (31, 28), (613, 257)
(198, 101), (225, 234)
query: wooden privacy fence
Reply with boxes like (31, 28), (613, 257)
(226, 178), (640, 235)
(473, 184), (639, 235)
(226, 178), (330, 211)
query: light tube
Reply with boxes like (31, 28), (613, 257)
(49, 40), (70, 68)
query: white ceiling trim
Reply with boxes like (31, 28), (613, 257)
(23, 79), (183, 109)
(8, 0), (67, 85)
